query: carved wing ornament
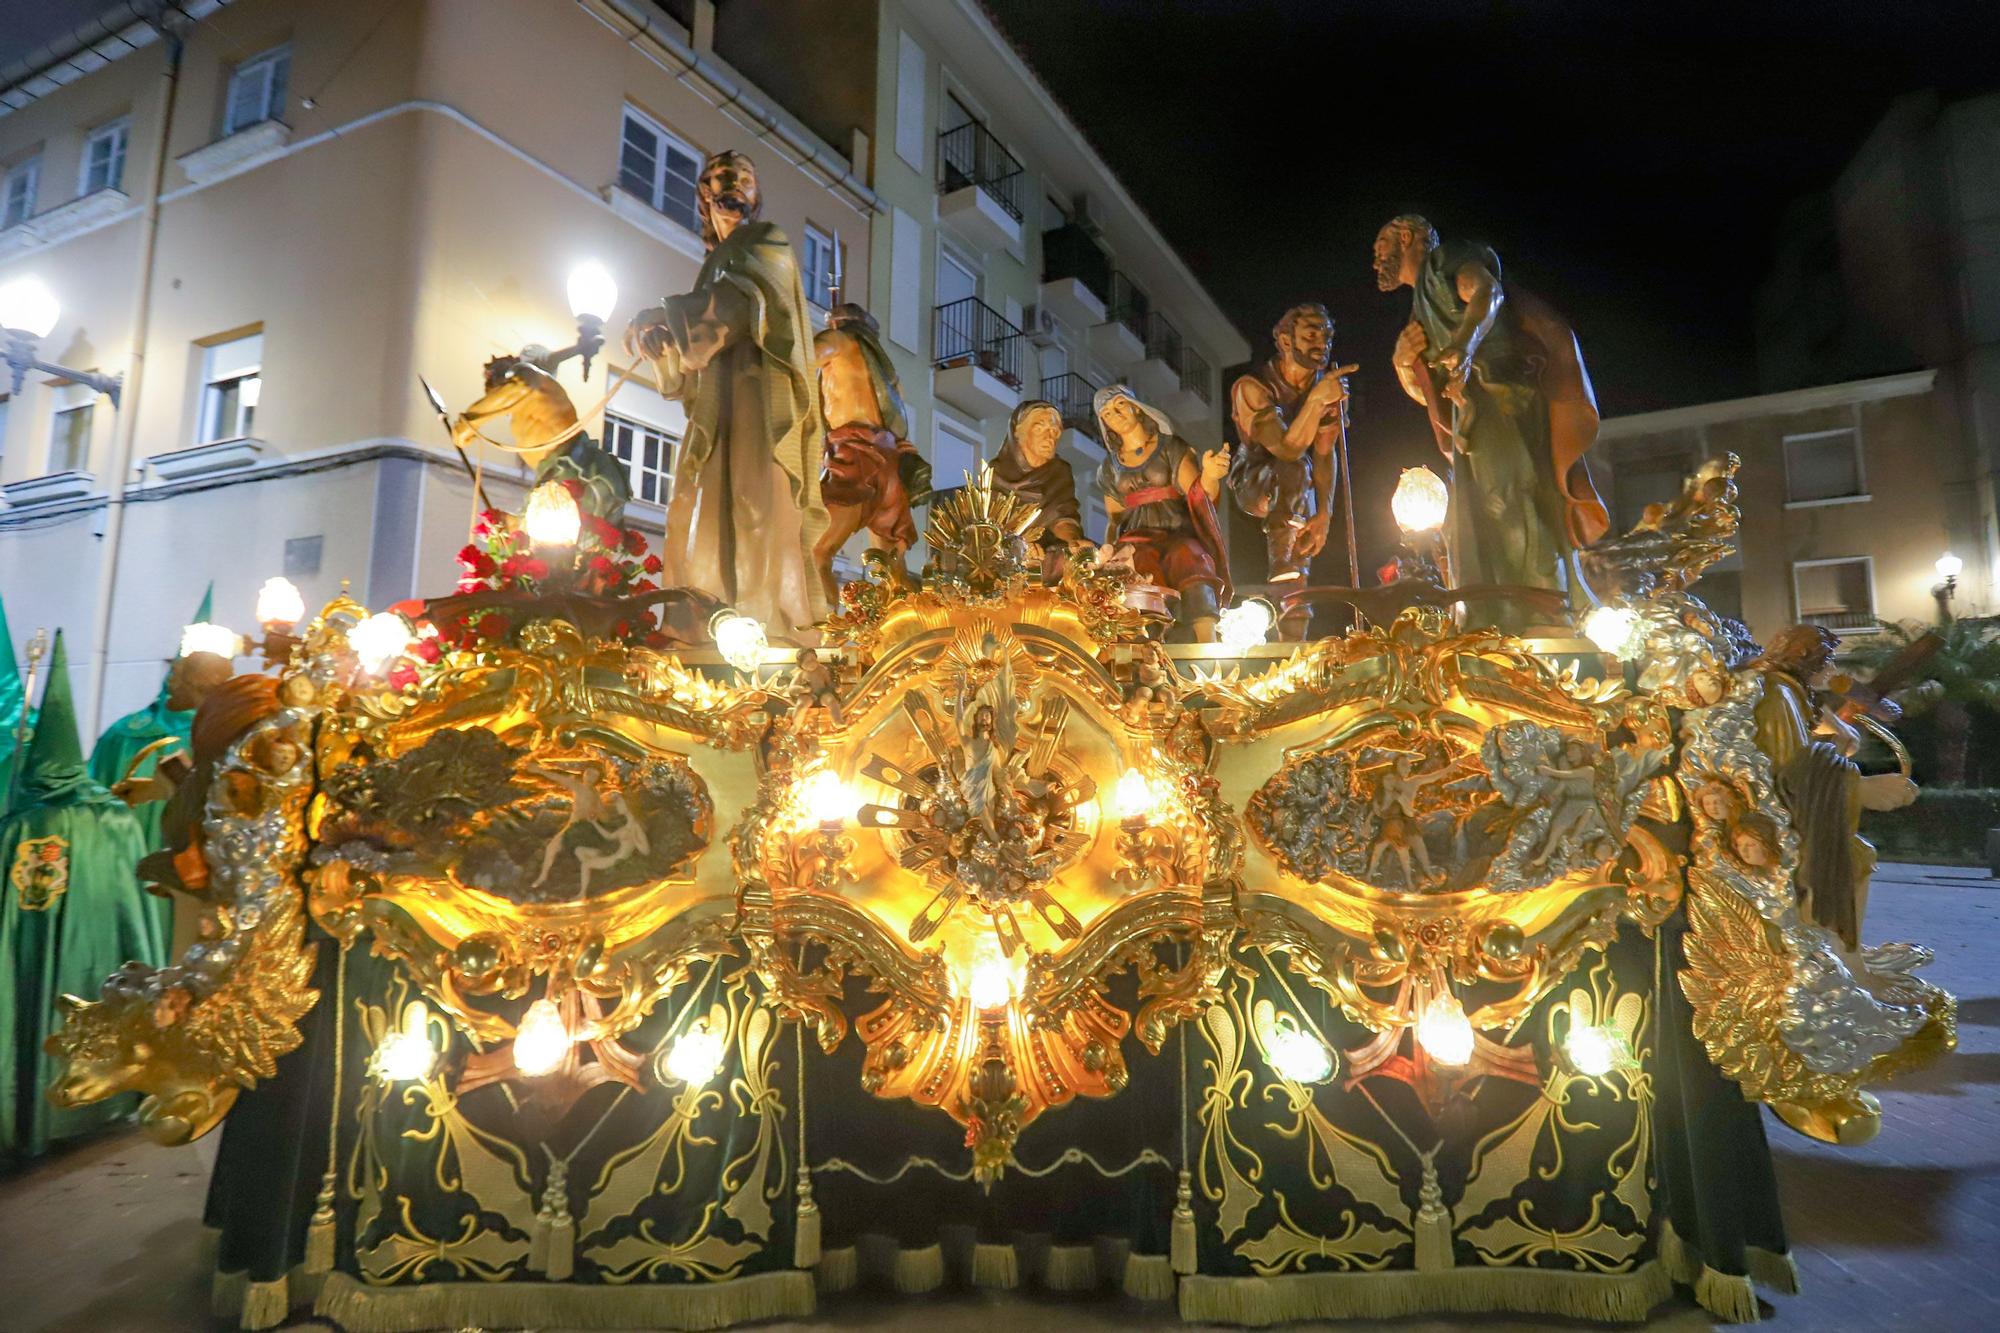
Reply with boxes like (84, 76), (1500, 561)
(44, 464), (1952, 1172)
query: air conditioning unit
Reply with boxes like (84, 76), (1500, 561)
(1023, 304), (1068, 347)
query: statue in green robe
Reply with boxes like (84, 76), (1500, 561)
(1373, 215), (1609, 630)
(1, 631), (164, 1163)
(624, 149), (829, 634)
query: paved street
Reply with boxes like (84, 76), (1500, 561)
(1, 863), (1994, 1332)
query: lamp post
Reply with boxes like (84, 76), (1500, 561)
(1933, 552), (1962, 625)
(561, 261), (618, 381)
(0, 276), (122, 405)
(1390, 466), (1449, 586)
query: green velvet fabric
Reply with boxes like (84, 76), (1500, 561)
(0, 633), (165, 1163)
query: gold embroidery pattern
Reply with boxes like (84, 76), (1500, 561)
(10, 833), (68, 910)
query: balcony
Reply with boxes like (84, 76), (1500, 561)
(1088, 272), (1147, 371)
(1041, 371), (1101, 455)
(1166, 345), (1213, 423)
(1130, 310), (1183, 404)
(1040, 223), (1110, 328)
(933, 297), (1025, 420)
(938, 121), (1025, 254)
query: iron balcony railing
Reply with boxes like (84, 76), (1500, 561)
(1040, 222), (1112, 309)
(1041, 371), (1101, 439)
(1178, 345), (1212, 405)
(1108, 272), (1149, 341)
(938, 121), (1025, 221)
(933, 296), (1025, 388)
(1144, 310), (1184, 368)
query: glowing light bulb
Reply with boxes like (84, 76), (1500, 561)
(1415, 991), (1474, 1068)
(1563, 1024), (1627, 1078)
(178, 621), (242, 660)
(350, 611), (414, 675)
(1265, 1023), (1334, 1084)
(1113, 767), (1154, 823)
(800, 769), (857, 827)
(511, 998), (570, 1077)
(1936, 552), (1963, 580)
(709, 610), (768, 672)
(1391, 466), (1449, 533)
(524, 481), (581, 548)
(566, 260), (619, 322)
(1216, 599), (1275, 652)
(0, 274), (60, 339)
(966, 946), (1016, 1011)
(255, 576), (304, 629)
(664, 1023), (726, 1086)
(371, 1002), (437, 1083)
(1582, 604), (1642, 659)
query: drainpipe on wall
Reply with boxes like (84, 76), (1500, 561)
(83, 25), (182, 733)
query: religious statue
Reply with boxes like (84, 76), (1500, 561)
(625, 149), (827, 632)
(1748, 625), (1917, 950)
(1227, 303), (1355, 636)
(1093, 384), (1231, 642)
(1373, 215), (1609, 629)
(992, 400), (1085, 579)
(448, 348), (631, 527)
(813, 303), (929, 604)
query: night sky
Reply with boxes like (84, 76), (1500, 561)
(983, 0), (1999, 571)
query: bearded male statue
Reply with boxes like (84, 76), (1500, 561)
(1373, 215), (1608, 631)
(625, 150), (828, 632)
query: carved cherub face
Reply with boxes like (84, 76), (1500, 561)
(1693, 781), (1740, 825)
(1013, 405), (1062, 469)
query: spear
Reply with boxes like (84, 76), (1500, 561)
(419, 374), (490, 511)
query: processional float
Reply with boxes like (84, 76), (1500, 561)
(42, 177), (1952, 1331)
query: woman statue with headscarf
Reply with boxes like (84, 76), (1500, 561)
(1092, 385), (1232, 641)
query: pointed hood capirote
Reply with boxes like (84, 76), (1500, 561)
(19, 631), (90, 808)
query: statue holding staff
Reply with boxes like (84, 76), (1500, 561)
(1373, 215), (1608, 630)
(625, 150), (828, 632)
(812, 303), (929, 604)
(1227, 302), (1355, 637)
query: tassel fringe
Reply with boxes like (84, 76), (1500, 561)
(1041, 1243), (1097, 1291)
(793, 1166), (821, 1269)
(971, 1241), (1020, 1289)
(1171, 1169), (1198, 1274)
(1747, 1245), (1800, 1296)
(312, 1269), (814, 1331)
(1412, 1154), (1454, 1273)
(1179, 1262), (1674, 1326)
(1694, 1266), (1761, 1324)
(304, 1171), (337, 1275)
(1123, 1252), (1177, 1301)
(815, 1246), (859, 1293)
(890, 1241), (945, 1293)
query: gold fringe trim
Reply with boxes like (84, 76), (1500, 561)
(1123, 1252), (1177, 1302)
(971, 1240), (1020, 1289)
(1171, 1168), (1197, 1274)
(1042, 1243), (1098, 1291)
(1178, 1261), (1674, 1326)
(311, 1269), (814, 1332)
(1694, 1266), (1761, 1324)
(815, 1245), (858, 1293)
(889, 1241), (945, 1294)
(1657, 1219), (1697, 1283)
(1747, 1244), (1799, 1296)
(197, 1225), (221, 1276)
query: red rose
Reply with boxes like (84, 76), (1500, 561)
(414, 638), (442, 663)
(622, 528), (646, 555)
(478, 612), (512, 641)
(387, 662), (418, 691)
(642, 554), (662, 575)
(631, 578), (658, 595)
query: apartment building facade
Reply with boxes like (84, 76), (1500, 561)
(1597, 369), (1961, 642)
(0, 0), (1246, 732)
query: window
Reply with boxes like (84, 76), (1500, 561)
(80, 118), (128, 194)
(604, 411), (676, 505)
(1783, 427), (1865, 504)
(1793, 557), (1876, 633)
(618, 107), (700, 234)
(49, 389), (93, 473)
(224, 45), (290, 136)
(2, 157), (38, 228)
(199, 333), (262, 442)
(801, 223), (838, 310)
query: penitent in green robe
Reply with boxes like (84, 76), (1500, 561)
(87, 679), (193, 941)
(0, 632), (165, 1164)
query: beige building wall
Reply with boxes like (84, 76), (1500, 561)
(1598, 370), (1959, 645)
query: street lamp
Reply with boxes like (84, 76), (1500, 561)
(564, 260), (618, 380)
(0, 275), (121, 404)
(1933, 552), (1963, 624)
